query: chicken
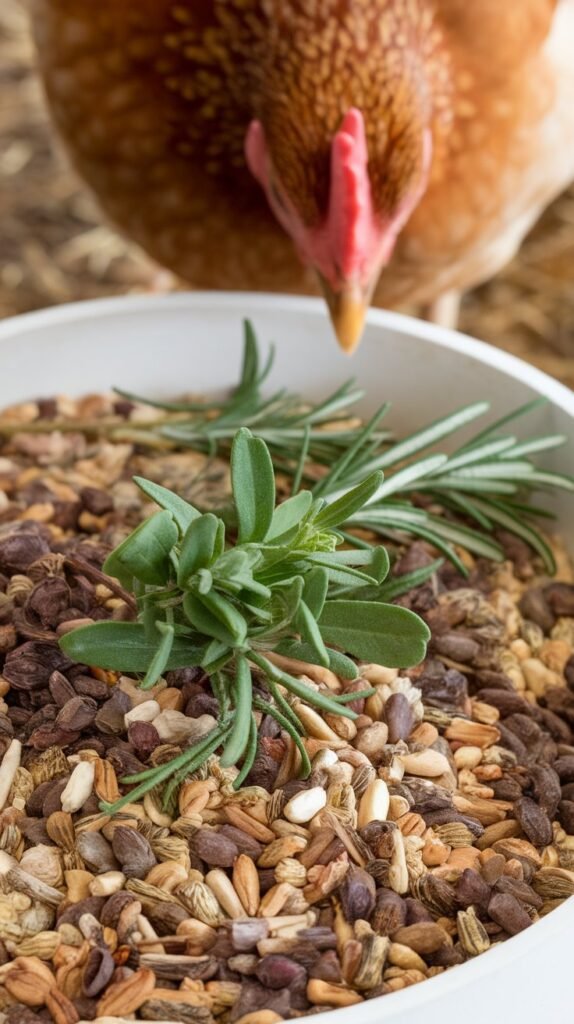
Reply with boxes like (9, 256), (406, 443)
(33, 0), (574, 351)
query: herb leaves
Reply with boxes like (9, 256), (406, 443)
(60, 427), (430, 813)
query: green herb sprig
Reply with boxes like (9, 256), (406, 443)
(3, 322), (571, 571)
(60, 428), (430, 814)
(115, 323), (574, 575)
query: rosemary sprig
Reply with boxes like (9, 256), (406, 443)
(2, 321), (571, 571)
(60, 428), (430, 813)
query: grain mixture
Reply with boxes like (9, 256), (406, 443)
(0, 392), (573, 1024)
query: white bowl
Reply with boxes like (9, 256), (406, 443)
(1, 292), (573, 1024)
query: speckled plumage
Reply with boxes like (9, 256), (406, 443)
(33, 0), (574, 307)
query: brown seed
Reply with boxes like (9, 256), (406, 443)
(385, 693), (414, 743)
(513, 797), (553, 848)
(3, 956), (56, 1007)
(372, 890), (407, 936)
(488, 893), (532, 935)
(391, 923), (450, 955)
(93, 758), (121, 803)
(339, 865), (376, 923)
(193, 827), (240, 868)
(233, 854), (261, 916)
(307, 978), (363, 1006)
(96, 966), (156, 1015)
(45, 985), (81, 1024)
(224, 805), (275, 843)
(445, 718), (500, 748)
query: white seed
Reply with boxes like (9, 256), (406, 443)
(359, 664), (399, 684)
(312, 748), (339, 769)
(283, 786), (327, 824)
(355, 722), (389, 759)
(388, 830), (409, 894)
(153, 710), (217, 744)
(453, 746), (483, 771)
(124, 700), (161, 726)
(60, 760), (95, 813)
(205, 869), (246, 919)
(89, 871), (126, 896)
(357, 779), (390, 828)
(399, 750), (451, 778)
(0, 739), (21, 811)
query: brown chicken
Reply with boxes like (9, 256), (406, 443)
(33, 0), (574, 350)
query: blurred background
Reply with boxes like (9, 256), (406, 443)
(2, 0), (574, 388)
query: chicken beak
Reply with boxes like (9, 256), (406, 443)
(319, 280), (369, 354)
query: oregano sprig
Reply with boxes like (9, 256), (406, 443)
(60, 428), (430, 813)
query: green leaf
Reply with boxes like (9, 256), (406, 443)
(376, 402), (490, 468)
(314, 471), (383, 529)
(319, 600), (430, 668)
(302, 567), (329, 618)
(178, 513), (222, 585)
(325, 648), (361, 680)
(103, 510), (178, 587)
(368, 455), (448, 499)
(231, 428), (276, 543)
(268, 576), (304, 630)
(295, 600), (329, 667)
(469, 497), (556, 573)
(375, 559), (443, 601)
(59, 621), (205, 671)
(266, 491), (312, 541)
(141, 621), (174, 690)
(220, 655), (253, 768)
(133, 477), (200, 534)
(183, 591), (247, 646)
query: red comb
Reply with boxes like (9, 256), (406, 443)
(328, 108), (373, 279)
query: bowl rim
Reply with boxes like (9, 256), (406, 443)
(0, 290), (573, 416)
(0, 290), (573, 1020)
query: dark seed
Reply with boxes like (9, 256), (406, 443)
(513, 797), (553, 848)
(518, 588), (556, 634)
(553, 756), (574, 784)
(100, 891), (137, 928)
(57, 897), (107, 927)
(0, 526), (50, 573)
(3, 640), (71, 691)
(80, 487), (114, 515)
(308, 950), (342, 983)
(494, 876), (543, 909)
(55, 695), (98, 732)
(488, 893), (532, 935)
(76, 831), (119, 873)
(543, 583), (574, 617)
(529, 764), (561, 818)
(558, 800), (574, 834)
(128, 720), (160, 760)
(111, 827), (157, 878)
(339, 865), (376, 923)
(95, 689), (131, 735)
(475, 689), (533, 718)
(26, 577), (70, 627)
(219, 825), (262, 860)
(454, 868), (491, 909)
(255, 955), (307, 990)
(193, 829), (239, 869)
(433, 632), (480, 664)
(83, 946), (116, 997)
(48, 671), (76, 707)
(384, 693), (413, 743)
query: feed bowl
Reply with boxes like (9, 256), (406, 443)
(0, 292), (573, 1024)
